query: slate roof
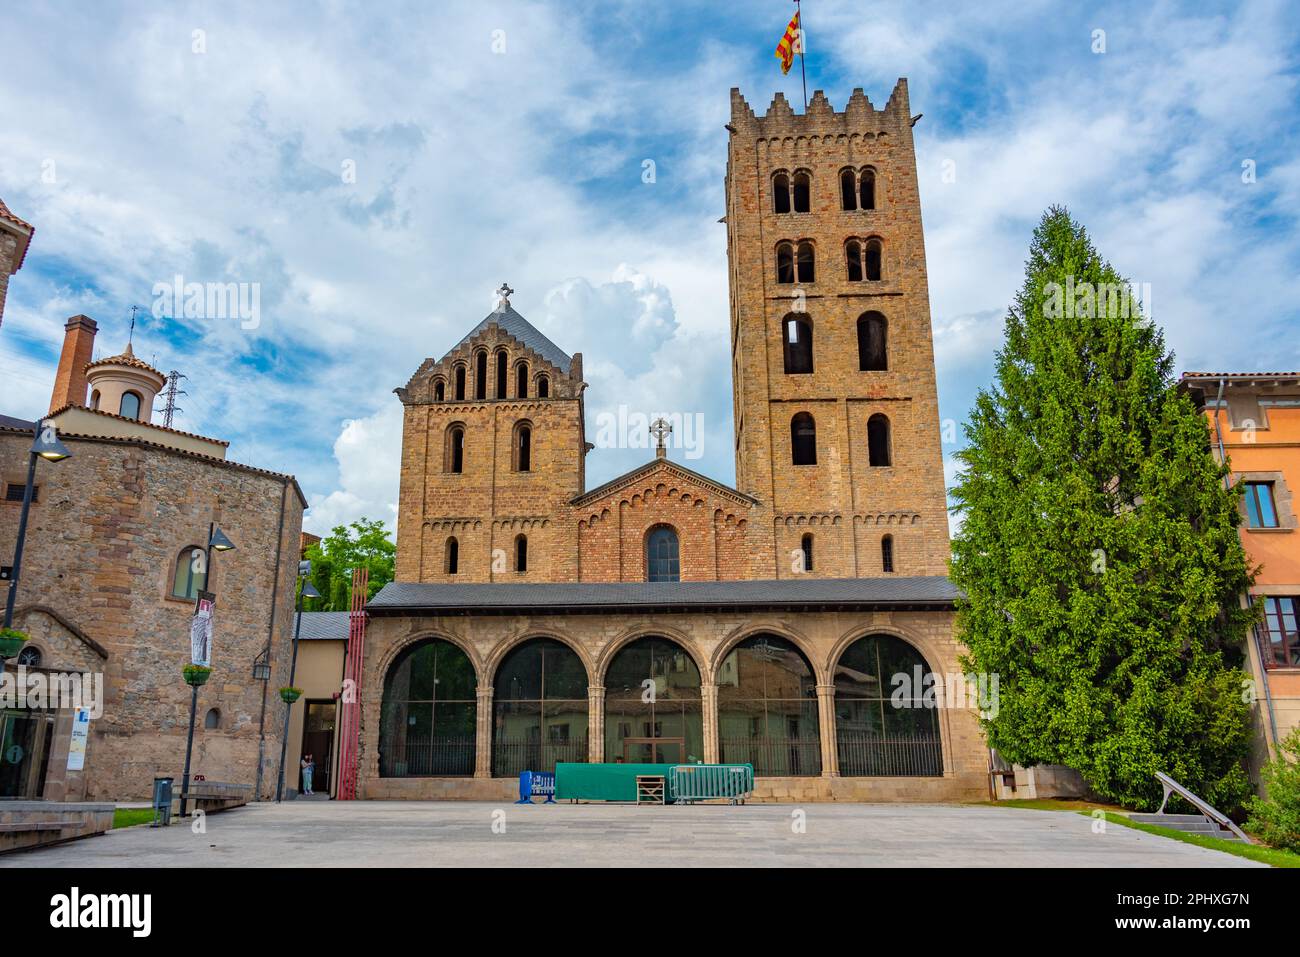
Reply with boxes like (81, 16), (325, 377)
(293, 611), (353, 641)
(442, 303), (572, 374)
(0, 414), (34, 431)
(367, 577), (960, 615)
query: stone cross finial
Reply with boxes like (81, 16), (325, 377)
(650, 417), (672, 458)
(496, 283), (514, 309)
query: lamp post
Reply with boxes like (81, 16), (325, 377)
(276, 563), (320, 802)
(2, 421), (71, 684)
(178, 524), (235, 818)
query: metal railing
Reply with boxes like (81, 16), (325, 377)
(1155, 771), (1251, 843)
(719, 737), (822, 777)
(379, 738), (475, 777)
(670, 764), (755, 804)
(836, 732), (943, 777)
(492, 737), (588, 777)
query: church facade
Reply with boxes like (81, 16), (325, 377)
(359, 80), (989, 802)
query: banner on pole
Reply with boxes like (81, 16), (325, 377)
(67, 707), (91, 771)
(190, 597), (214, 666)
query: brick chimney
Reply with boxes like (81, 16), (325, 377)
(49, 314), (98, 412)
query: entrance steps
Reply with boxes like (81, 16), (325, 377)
(1129, 812), (1242, 841)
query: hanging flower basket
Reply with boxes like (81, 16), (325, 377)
(0, 628), (31, 660)
(279, 686), (303, 704)
(182, 664), (212, 687)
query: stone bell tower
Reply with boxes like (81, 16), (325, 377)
(724, 80), (950, 579)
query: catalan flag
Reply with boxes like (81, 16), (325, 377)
(775, 9), (802, 75)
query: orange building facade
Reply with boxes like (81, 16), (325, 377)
(1182, 372), (1300, 773)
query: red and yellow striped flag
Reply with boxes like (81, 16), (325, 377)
(774, 9), (802, 75)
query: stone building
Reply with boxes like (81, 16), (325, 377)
(360, 80), (990, 802)
(0, 196), (34, 331)
(1, 315), (306, 801)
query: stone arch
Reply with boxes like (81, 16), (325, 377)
(596, 624), (710, 685)
(372, 628), (486, 689)
(483, 628), (596, 689)
(709, 621), (827, 687)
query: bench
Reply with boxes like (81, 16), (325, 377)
(0, 821), (76, 832)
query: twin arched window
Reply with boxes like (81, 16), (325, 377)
(791, 412), (817, 465)
(646, 525), (680, 582)
(846, 238), (883, 282)
(783, 315), (813, 374)
(773, 170), (811, 214)
(858, 312), (887, 371)
(437, 358), (547, 402)
(840, 167), (878, 211)
(777, 241), (815, 284)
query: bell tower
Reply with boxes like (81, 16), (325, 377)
(724, 81), (950, 579)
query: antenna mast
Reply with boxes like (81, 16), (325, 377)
(161, 370), (188, 428)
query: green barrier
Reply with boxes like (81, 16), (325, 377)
(555, 763), (680, 802)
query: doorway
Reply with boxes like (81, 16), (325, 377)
(300, 701), (336, 796)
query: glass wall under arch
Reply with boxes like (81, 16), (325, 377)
(379, 639), (477, 777)
(833, 633), (943, 776)
(604, 636), (703, 764)
(492, 638), (589, 776)
(717, 634), (821, 776)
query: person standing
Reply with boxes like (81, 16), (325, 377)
(301, 753), (314, 795)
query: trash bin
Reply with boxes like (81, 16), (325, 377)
(152, 776), (174, 827)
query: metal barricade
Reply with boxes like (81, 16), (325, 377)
(669, 764), (754, 804)
(515, 770), (557, 804)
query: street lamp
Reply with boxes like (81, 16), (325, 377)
(276, 564), (321, 802)
(3, 421), (72, 633)
(178, 523), (236, 817)
(2, 420), (71, 687)
(252, 649), (272, 682)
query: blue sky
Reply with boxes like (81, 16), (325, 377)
(1, 0), (1297, 535)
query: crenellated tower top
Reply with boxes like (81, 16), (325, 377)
(728, 80), (914, 139)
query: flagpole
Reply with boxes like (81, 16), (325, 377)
(797, 0), (807, 109)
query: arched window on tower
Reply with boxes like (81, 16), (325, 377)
(840, 168), (858, 211)
(773, 172), (791, 214)
(446, 424), (465, 474)
(776, 242), (795, 284)
(791, 412), (817, 466)
(800, 533), (814, 573)
(867, 414), (891, 467)
(433, 379), (445, 401)
(455, 365), (466, 400)
(204, 708), (221, 730)
(865, 238), (883, 281)
(514, 422), (532, 472)
(782, 315), (813, 374)
(496, 350), (508, 399)
(171, 545), (204, 600)
(120, 391), (142, 420)
(537, 375), (549, 398)
(796, 241), (815, 282)
(791, 171), (811, 212)
(475, 351), (487, 400)
(860, 168), (877, 210)
(857, 312), (887, 371)
(445, 537), (459, 575)
(515, 534), (528, 573)
(881, 534), (895, 573)
(645, 525), (680, 582)
(516, 362), (529, 398)
(846, 239), (863, 282)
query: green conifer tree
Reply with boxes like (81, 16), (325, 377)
(951, 207), (1255, 810)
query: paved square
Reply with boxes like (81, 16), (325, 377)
(0, 802), (1265, 867)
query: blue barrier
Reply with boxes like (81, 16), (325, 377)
(515, 770), (557, 804)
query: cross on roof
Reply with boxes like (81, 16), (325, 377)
(650, 417), (672, 458)
(496, 283), (514, 308)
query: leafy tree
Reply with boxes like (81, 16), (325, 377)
(1246, 728), (1300, 851)
(950, 206), (1255, 811)
(302, 519), (395, 611)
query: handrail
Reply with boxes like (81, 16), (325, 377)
(1154, 771), (1251, 843)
